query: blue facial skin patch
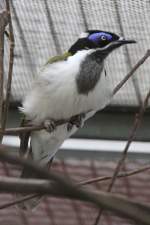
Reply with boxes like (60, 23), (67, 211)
(88, 32), (112, 44)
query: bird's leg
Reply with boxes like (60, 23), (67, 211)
(44, 119), (56, 133)
(67, 113), (85, 131)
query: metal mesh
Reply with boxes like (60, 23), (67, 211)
(2, 0), (150, 106)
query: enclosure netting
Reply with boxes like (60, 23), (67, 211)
(1, 0), (150, 107)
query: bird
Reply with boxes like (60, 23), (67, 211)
(18, 30), (136, 209)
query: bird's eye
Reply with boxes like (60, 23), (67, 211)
(101, 35), (107, 41)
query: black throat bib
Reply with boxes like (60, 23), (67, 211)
(76, 51), (106, 95)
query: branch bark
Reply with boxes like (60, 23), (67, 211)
(94, 89), (150, 225)
(113, 49), (150, 95)
(78, 164), (150, 186)
(0, 10), (9, 142)
(0, 164), (149, 210)
(0, 165), (149, 225)
(1, 0), (14, 140)
(0, 163), (149, 210)
(0, 118), (69, 135)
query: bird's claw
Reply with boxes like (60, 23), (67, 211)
(44, 119), (56, 133)
(67, 113), (85, 131)
(67, 122), (74, 132)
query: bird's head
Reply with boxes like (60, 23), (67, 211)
(69, 30), (136, 55)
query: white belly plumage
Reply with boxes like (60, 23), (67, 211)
(22, 50), (111, 125)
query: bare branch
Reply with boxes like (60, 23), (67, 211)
(108, 89), (150, 191)
(94, 89), (150, 224)
(0, 163), (149, 209)
(113, 49), (150, 95)
(0, 118), (69, 135)
(0, 10), (9, 142)
(0, 194), (39, 210)
(0, 172), (149, 225)
(1, 0), (15, 139)
(78, 164), (150, 186)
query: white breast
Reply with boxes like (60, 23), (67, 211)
(22, 50), (111, 124)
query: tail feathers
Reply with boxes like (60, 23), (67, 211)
(17, 111), (95, 210)
(19, 115), (31, 157)
(17, 146), (53, 210)
(16, 162), (50, 210)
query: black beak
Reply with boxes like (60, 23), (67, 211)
(103, 38), (136, 53)
(117, 39), (136, 45)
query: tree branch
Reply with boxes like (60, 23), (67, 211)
(0, 10), (9, 142)
(94, 89), (150, 224)
(1, 0), (15, 140)
(113, 49), (150, 95)
(0, 118), (69, 135)
(108, 90), (150, 191)
(0, 164), (149, 210)
(78, 164), (150, 186)
(0, 165), (149, 225)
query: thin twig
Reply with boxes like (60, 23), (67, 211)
(113, 49), (150, 95)
(94, 89), (150, 225)
(0, 194), (39, 210)
(108, 90), (150, 190)
(78, 164), (150, 186)
(0, 164), (149, 210)
(0, 118), (69, 135)
(0, 10), (9, 142)
(1, 0), (14, 139)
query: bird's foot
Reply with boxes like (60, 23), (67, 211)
(67, 113), (85, 131)
(44, 119), (56, 133)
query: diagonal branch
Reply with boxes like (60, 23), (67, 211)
(113, 49), (150, 96)
(0, 193), (39, 210)
(108, 90), (150, 191)
(1, 0), (14, 139)
(93, 89), (150, 225)
(0, 164), (149, 210)
(0, 176), (149, 225)
(0, 10), (9, 142)
(78, 164), (150, 186)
